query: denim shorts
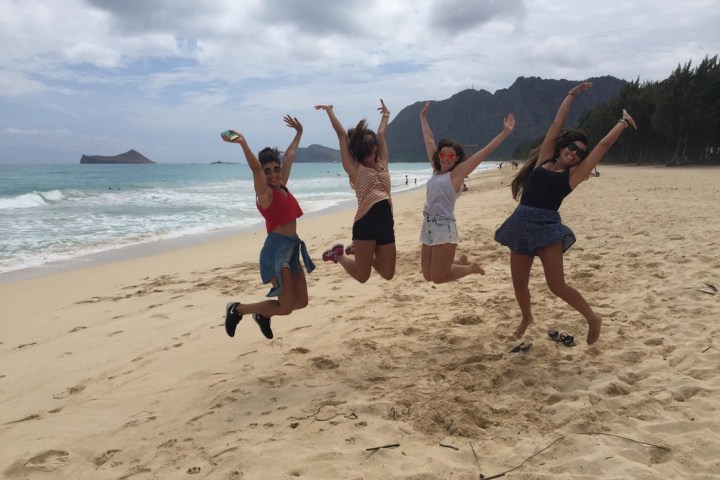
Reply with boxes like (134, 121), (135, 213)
(259, 233), (315, 297)
(419, 215), (459, 245)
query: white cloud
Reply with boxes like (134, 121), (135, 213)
(0, 0), (718, 163)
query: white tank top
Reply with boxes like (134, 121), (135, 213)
(423, 171), (459, 220)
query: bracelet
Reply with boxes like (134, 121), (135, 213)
(618, 118), (629, 127)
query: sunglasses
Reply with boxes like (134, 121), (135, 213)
(566, 142), (588, 160)
(263, 166), (281, 175)
(439, 151), (457, 160)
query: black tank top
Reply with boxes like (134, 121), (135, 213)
(520, 160), (572, 211)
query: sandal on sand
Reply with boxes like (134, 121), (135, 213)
(548, 330), (575, 346)
(510, 340), (533, 353)
(253, 313), (274, 339)
(225, 302), (243, 338)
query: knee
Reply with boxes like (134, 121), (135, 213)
(429, 274), (445, 284)
(547, 281), (568, 297)
(296, 298), (309, 310)
(380, 270), (395, 281)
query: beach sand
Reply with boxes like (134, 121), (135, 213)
(1, 165), (718, 479)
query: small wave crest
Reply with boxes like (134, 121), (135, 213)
(0, 190), (66, 210)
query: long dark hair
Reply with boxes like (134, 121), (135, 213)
(510, 129), (589, 200)
(431, 139), (466, 172)
(347, 119), (378, 166)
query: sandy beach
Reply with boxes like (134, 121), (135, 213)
(1, 165), (719, 479)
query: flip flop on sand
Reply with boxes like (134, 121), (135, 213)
(548, 330), (575, 346)
(510, 340), (533, 353)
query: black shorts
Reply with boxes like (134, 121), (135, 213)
(352, 199), (395, 245)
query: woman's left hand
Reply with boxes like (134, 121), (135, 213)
(504, 113), (516, 132)
(622, 109), (637, 129)
(378, 99), (390, 117)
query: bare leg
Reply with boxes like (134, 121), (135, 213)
(235, 268), (301, 318)
(425, 243), (484, 284)
(537, 242), (602, 344)
(510, 251), (534, 339)
(454, 254), (470, 265)
(372, 242), (396, 280)
(336, 239), (376, 283)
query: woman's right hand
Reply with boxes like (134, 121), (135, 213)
(221, 130), (244, 144)
(314, 105), (333, 111)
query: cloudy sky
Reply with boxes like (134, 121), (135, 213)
(1, 0), (718, 164)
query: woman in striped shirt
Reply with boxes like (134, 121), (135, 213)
(315, 100), (396, 283)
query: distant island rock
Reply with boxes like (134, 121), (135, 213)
(80, 149), (155, 164)
(294, 144), (341, 163)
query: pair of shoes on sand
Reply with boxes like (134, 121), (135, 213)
(225, 302), (273, 339)
(322, 242), (355, 263)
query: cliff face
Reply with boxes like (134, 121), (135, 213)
(80, 149), (155, 164)
(387, 76), (628, 161)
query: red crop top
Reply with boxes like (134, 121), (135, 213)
(257, 185), (304, 233)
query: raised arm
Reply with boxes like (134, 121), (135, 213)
(452, 114), (515, 187)
(221, 130), (272, 208)
(569, 109), (636, 189)
(419, 101), (437, 166)
(537, 82), (592, 168)
(376, 99), (390, 166)
(314, 104), (356, 177)
(280, 115), (302, 185)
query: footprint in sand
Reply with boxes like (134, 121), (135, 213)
(94, 449), (121, 466)
(69, 326), (87, 333)
(52, 384), (85, 399)
(24, 450), (70, 472)
(310, 356), (339, 370)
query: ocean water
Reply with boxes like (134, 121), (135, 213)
(1, 162), (503, 276)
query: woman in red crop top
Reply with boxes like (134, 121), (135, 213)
(314, 100), (396, 284)
(221, 115), (315, 340)
(495, 82), (636, 346)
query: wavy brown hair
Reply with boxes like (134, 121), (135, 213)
(510, 129), (589, 200)
(347, 119), (378, 166)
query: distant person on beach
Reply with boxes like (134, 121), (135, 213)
(494, 82), (637, 345)
(405, 175), (409, 185)
(220, 115), (315, 340)
(419, 101), (515, 284)
(315, 100), (396, 283)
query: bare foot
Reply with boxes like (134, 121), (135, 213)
(513, 317), (533, 340)
(455, 254), (470, 265)
(470, 262), (485, 275)
(586, 314), (602, 345)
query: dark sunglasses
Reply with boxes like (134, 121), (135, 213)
(566, 142), (588, 160)
(263, 166), (281, 175)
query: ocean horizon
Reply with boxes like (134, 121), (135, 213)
(0, 162), (500, 281)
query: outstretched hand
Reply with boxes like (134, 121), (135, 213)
(378, 98), (390, 117)
(503, 113), (516, 132)
(221, 129), (244, 144)
(314, 104), (333, 111)
(284, 115), (303, 133)
(420, 101), (430, 116)
(622, 109), (638, 129)
(569, 81), (593, 95)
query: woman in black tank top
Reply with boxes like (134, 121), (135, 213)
(494, 81), (637, 346)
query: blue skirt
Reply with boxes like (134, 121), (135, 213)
(494, 204), (575, 257)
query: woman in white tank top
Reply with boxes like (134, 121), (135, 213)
(419, 101), (515, 284)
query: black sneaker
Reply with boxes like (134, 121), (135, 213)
(253, 313), (274, 339)
(225, 302), (242, 337)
